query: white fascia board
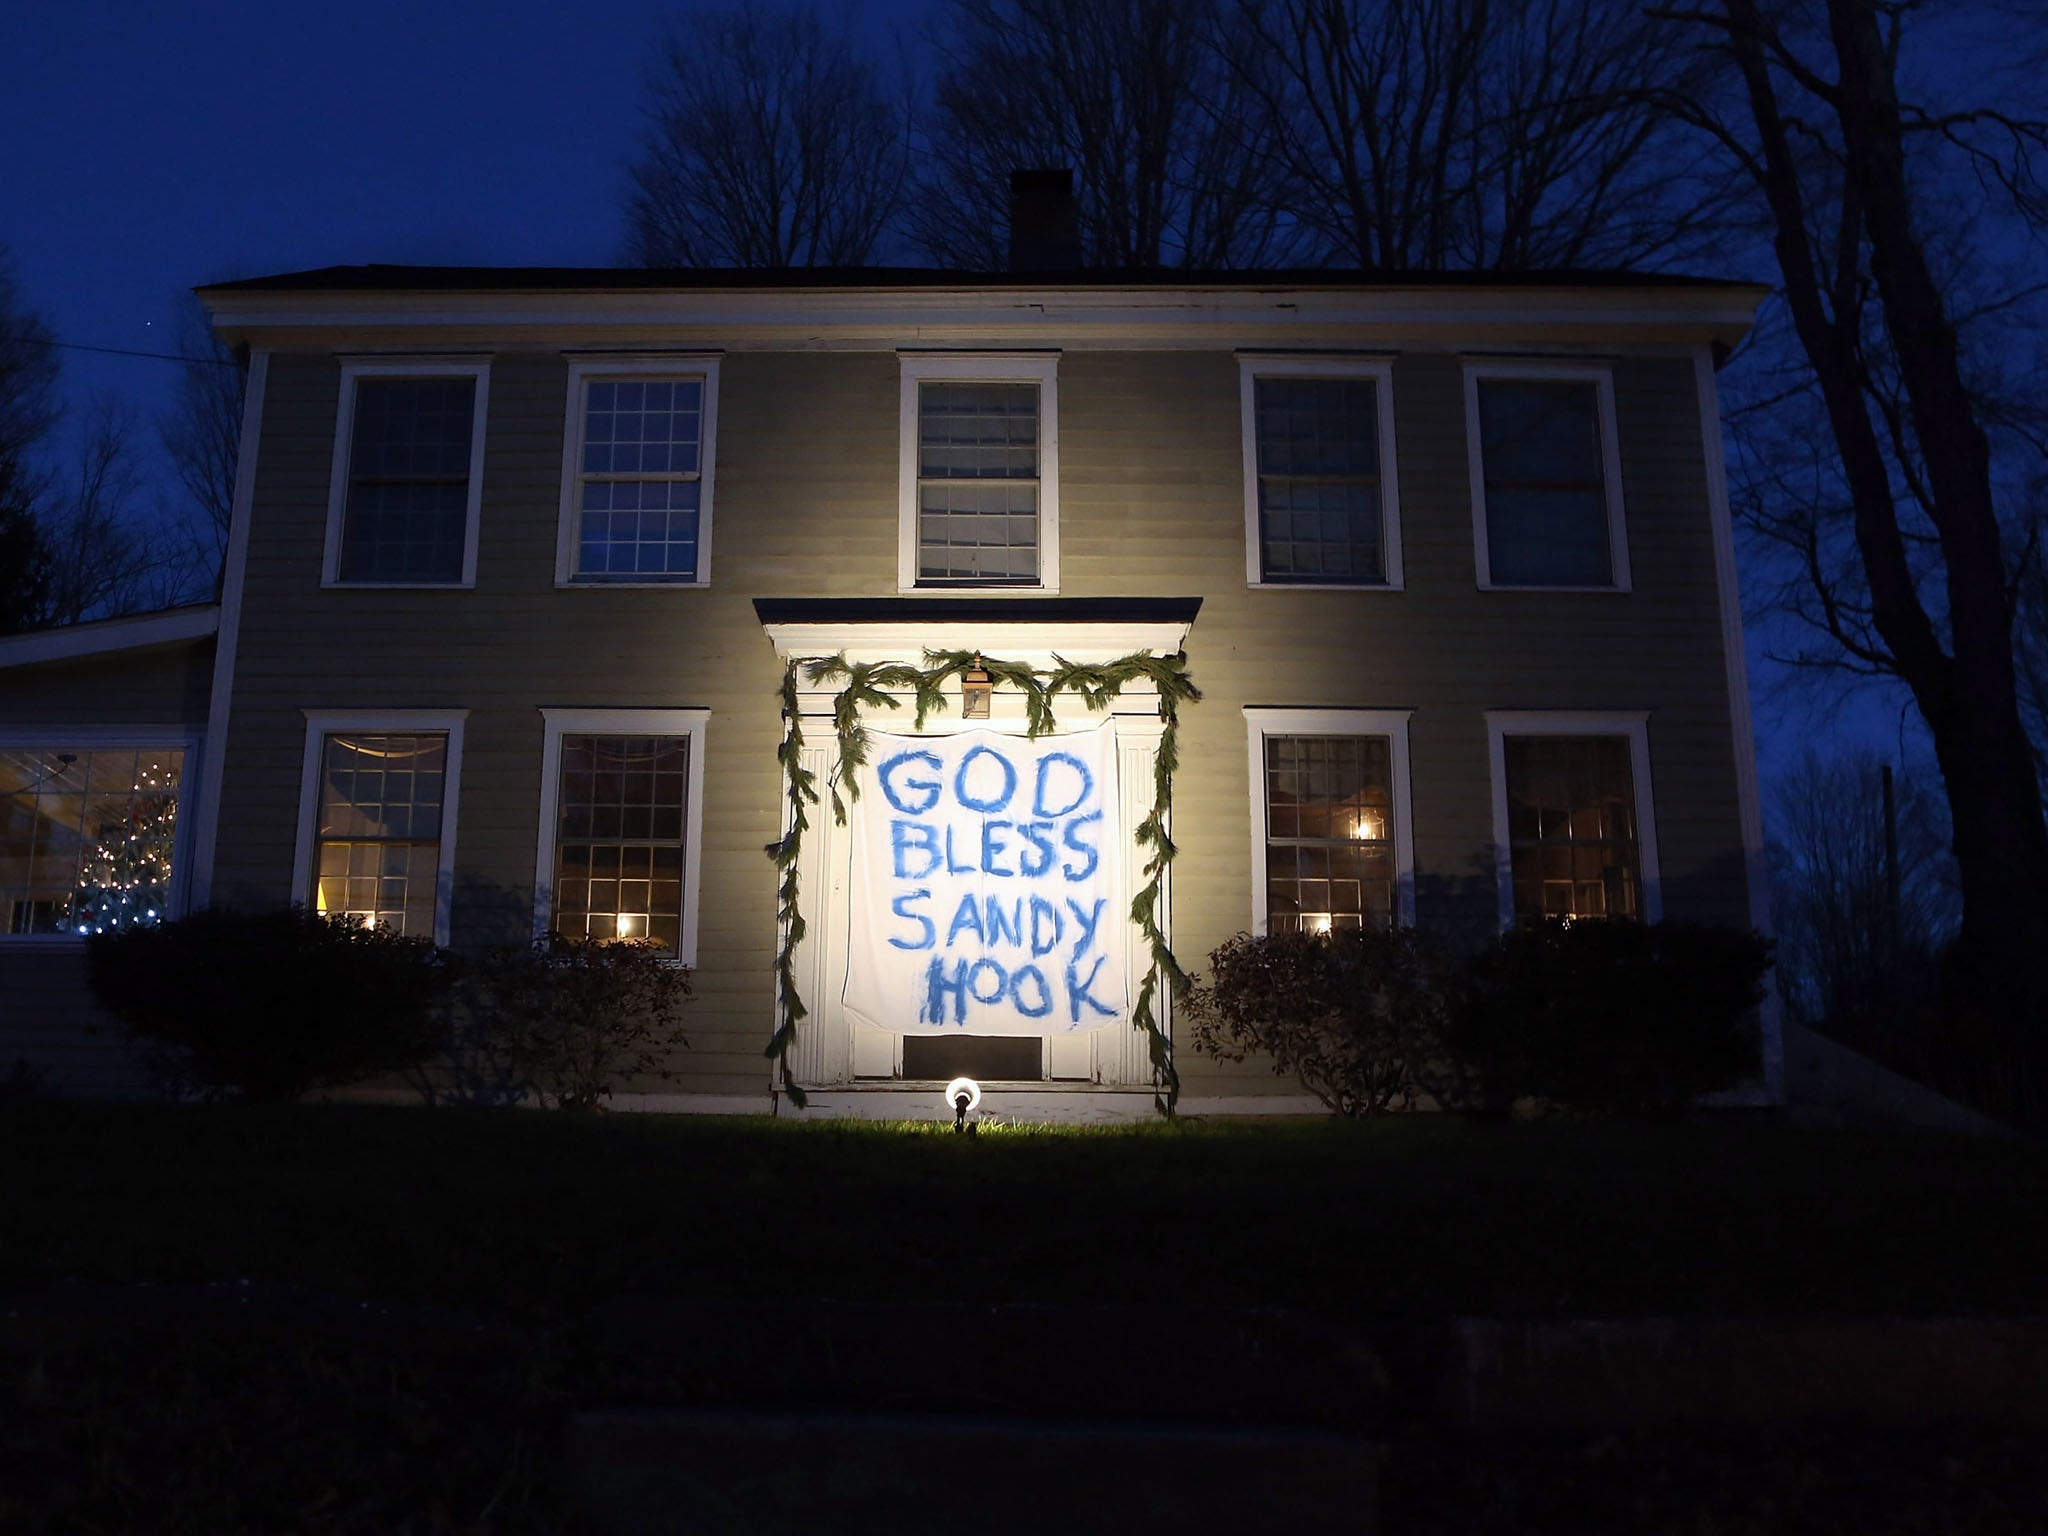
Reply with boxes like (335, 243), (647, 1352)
(200, 284), (1769, 347)
(761, 618), (1192, 666)
(0, 605), (219, 670)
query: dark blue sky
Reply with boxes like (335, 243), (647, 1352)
(0, 1), (1917, 786)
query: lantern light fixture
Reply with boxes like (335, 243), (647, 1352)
(961, 655), (993, 719)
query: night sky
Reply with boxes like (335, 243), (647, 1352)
(1, 0), (1914, 786)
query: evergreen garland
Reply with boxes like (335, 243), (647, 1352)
(762, 648), (1201, 1114)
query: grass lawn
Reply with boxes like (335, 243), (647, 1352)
(5, 1107), (2047, 1533)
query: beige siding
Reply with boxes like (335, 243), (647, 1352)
(0, 638), (213, 727)
(0, 946), (155, 1098)
(214, 345), (1751, 1103)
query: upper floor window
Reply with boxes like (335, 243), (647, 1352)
(557, 356), (720, 587)
(899, 353), (1059, 591)
(324, 359), (490, 588)
(293, 711), (467, 945)
(1244, 708), (1415, 933)
(2, 740), (187, 936)
(1464, 363), (1630, 591)
(1486, 712), (1661, 928)
(1239, 357), (1402, 588)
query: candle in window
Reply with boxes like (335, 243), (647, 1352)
(1352, 811), (1385, 841)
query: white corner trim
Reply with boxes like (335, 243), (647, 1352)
(554, 354), (721, 589)
(1242, 707), (1417, 931)
(291, 710), (469, 947)
(190, 349), (269, 911)
(0, 604), (219, 671)
(0, 727), (205, 937)
(322, 357), (491, 589)
(1237, 355), (1404, 590)
(1695, 347), (1781, 1097)
(532, 707), (710, 965)
(1484, 710), (1662, 928)
(897, 352), (1060, 594)
(1463, 359), (1631, 593)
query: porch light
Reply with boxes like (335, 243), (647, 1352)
(946, 1076), (982, 1133)
(961, 656), (992, 719)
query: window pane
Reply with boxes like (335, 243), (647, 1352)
(1255, 378), (1384, 584)
(550, 734), (689, 957)
(340, 377), (476, 584)
(572, 375), (705, 583)
(1263, 734), (1394, 932)
(1502, 735), (1641, 922)
(1, 747), (183, 936)
(311, 732), (446, 937)
(1478, 379), (1611, 586)
(917, 381), (1039, 584)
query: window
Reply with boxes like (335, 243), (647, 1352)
(293, 712), (467, 945)
(534, 709), (708, 964)
(1244, 708), (1415, 933)
(557, 356), (719, 586)
(899, 354), (1059, 591)
(1486, 712), (1661, 927)
(1464, 363), (1629, 590)
(1, 741), (188, 936)
(1238, 357), (1402, 587)
(324, 359), (489, 587)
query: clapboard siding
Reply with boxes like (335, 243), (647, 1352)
(0, 945), (155, 1098)
(207, 344), (1751, 1102)
(0, 638), (213, 726)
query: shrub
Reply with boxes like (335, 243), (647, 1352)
(86, 907), (452, 1102)
(455, 933), (691, 1110)
(1454, 920), (1772, 1116)
(1183, 926), (1466, 1114)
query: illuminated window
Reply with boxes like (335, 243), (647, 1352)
(1240, 358), (1402, 586)
(899, 354), (1059, 589)
(309, 732), (449, 937)
(325, 360), (488, 587)
(1486, 712), (1661, 927)
(558, 358), (719, 585)
(1465, 364), (1629, 589)
(0, 745), (184, 936)
(1245, 709), (1415, 934)
(536, 709), (707, 962)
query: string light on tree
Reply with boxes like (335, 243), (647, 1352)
(73, 759), (178, 935)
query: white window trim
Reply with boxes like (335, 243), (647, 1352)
(1238, 354), (1404, 590)
(555, 353), (721, 589)
(1485, 710), (1662, 929)
(292, 709), (468, 947)
(1243, 707), (1417, 932)
(898, 352), (1060, 594)
(532, 707), (710, 965)
(0, 727), (204, 943)
(1463, 359), (1631, 593)
(323, 357), (491, 590)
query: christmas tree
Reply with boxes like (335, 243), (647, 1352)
(72, 759), (179, 935)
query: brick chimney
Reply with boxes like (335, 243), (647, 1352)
(1008, 168), (1083, 272)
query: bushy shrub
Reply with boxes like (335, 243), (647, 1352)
(1454, 920), (1772, 1116)
(1183, 926), (1466, 1114)
(86, 908), (452, 1102)
(455, 933), (691, 1110)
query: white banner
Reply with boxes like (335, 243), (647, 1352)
(843, 722), (1126, 1037)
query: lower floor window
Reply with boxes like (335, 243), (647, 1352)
(1263, 733), (1397, 931)
(1502, 733), (1642, 920)
(0, 746), (183, 935)
(311, 731), (448, 936)
(547, 733), (690, 951)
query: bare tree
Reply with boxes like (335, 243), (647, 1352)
(0, 247), (57, 632)
(1229, 0), (1734, 270)
(158, 291), (245, 593)
(911, 0), (1297, 269)
(36, 396), (176, 626)
(625, 1), (912, 267)
(1655, 0), (2048, 1047)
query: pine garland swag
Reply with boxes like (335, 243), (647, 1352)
(762, 648), (1201, 1113)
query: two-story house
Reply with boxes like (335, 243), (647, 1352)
(0, 198), (1772, 1114)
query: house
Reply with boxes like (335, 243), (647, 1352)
(0, 186), (1772, 1114)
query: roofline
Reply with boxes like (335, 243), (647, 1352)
(0, 604), (220, 670)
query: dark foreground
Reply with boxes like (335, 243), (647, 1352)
(4, 1106), (2045, 1531)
